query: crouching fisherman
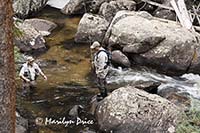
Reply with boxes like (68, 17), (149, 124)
(19, 56), (47, 96)
(90, 41), (111, 101)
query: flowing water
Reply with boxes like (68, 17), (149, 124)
(107, 67), (200, 100)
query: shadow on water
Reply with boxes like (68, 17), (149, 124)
(17, 6), (99, 133)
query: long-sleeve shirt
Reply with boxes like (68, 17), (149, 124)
(94, 47), (109, 79)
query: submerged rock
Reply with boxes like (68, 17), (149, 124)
(104, 10), (200, 75)
(13, 0), (48, 18)
(24, 18), (57, 36)
(75, 13), (109, 43)
(91, 86), (181, 133)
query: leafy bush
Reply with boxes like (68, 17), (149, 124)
(176, 99), (200, 133)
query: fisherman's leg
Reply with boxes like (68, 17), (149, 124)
(102, 78), (108, 97)
(22, 82), (30, 97)
(29, 81), (36, 95)
(97, 77), (107, 98)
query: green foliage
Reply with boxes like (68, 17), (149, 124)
(176, 99), (200, 133)
(14, 46), (21, 62)
(13, 25), (24, 38)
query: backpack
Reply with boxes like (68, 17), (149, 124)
(96, 49), (112, 68)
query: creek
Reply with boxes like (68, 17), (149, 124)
(16, 6), (98, 133)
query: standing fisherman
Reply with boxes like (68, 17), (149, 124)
(19, 56), (47, 96)
(90, 41), (110, 101)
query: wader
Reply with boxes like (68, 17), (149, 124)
(97, 77), (108, 98)
(22, 80), (36, 97)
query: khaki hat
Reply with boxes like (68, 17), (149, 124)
(27, 56), (35, 62)
(90, 41), (101, 49)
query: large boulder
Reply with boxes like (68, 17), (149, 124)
(99, 0), (136, 22)
(91, 86), (181, 133)
(104, 11), (200, 75)
(13, 0), (48, 18)
(24, 18), (57, 36)
(75, 13), (109, 43)
(14, 19), (46, 52)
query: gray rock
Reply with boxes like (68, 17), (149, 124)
(24, 18), (57, 36)
(104, 11), (200, 75)
(91, 86), (181, 133)
(153, 0), (193, 20)
(111, 50), (131, 67)
(14, 19), (46, 52)
(188, 46), (200, 74)
(153, 0), (175, 20)
(62, 0), (85, 15)
(62, 0), (136, 16)
(87, 0), (112, 13)
(122, 35), (165, 54)
(75, 13), (109, 43)
(123, 34), (165, 54)
(62, 0), (112, 15)
(99, 0), (136, 22)
(16, 112), (28, 133)
(158, 87), (191, 109)
(135, 81), (161, 93)
(13, 0), (48, 18)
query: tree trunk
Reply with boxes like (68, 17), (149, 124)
(0, 0), (16, 132)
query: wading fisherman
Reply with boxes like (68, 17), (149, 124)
(90, 41), (111, 101)
(19, 56), (47, 96)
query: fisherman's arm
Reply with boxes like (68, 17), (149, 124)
(36, 64), (47, 80)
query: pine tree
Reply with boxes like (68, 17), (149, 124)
(0, 0), (16, 132)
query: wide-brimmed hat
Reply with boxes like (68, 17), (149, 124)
(90, 41), (101, 49)
(27, 56), (35, 62)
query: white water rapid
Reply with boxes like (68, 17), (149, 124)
(107, 67), (200, 99)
